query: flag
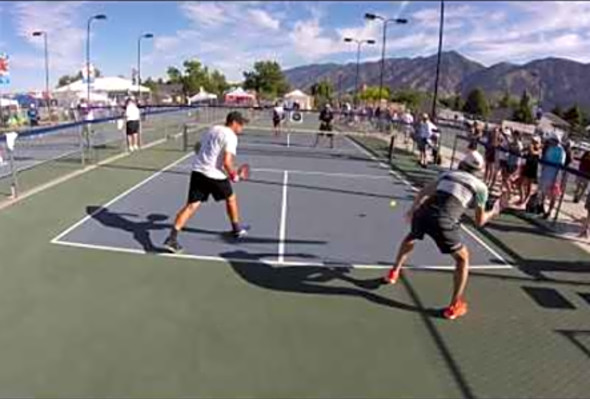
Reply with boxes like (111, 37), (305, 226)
(0, 53), (10, 86)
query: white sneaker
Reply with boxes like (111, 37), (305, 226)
(129, 146), (135, 153)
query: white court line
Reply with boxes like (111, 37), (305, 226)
(344, 136), (512, 268)
(252, 168), (393, 180)
(52, 239), (512, 270)
(278, 171), (289, 264)
(287, 133), (291, 148)
(51, 151), (193, 244)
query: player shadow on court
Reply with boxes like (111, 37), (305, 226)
(86, 206), (327, 253)
(223, 250), (442, 317)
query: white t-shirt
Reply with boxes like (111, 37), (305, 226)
(401, 113), (414, 125)
(273, 106), (284, 119)
(419, 120), (437, 139)
(192, 125), (238, 180)
(125, 103), (140, 121)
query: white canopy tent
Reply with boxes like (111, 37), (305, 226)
(224, 87), (256, 104)
(283, 89), (313, 110)
(54, 76), (150, 106)
(0, 98), (19, 108)
(188, 87), (217, 104)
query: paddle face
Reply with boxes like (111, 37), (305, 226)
(238, 164), (250, 180)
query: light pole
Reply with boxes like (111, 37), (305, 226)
(344, 37), (375, 106)
(137, 33), (154, 100)
(86, 14), (107, 106)
(364, 13), (408, 103)
(32, 31), (50, 114)
(431, 0), (445, 120)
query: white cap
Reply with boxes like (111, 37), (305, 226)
(460, 150), (485, 171)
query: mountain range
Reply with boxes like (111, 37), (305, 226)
(283, 51), (590, 111)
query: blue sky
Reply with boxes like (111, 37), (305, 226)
(2, 1), (590, 92)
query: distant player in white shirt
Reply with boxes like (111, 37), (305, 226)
(124, 97), (141, 152)
(163, 111), (250, 253)
(272, 102), (285, 136)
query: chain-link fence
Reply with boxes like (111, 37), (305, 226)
(0, 106), (207, 200)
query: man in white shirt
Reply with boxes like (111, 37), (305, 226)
(401, 111), (414, 144)
(272, 102), (285, 136)
(417, 113), (438, 168)
(125, 97), (141, 152)
(163, 111), (250, 253)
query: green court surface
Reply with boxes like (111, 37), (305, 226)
(1, 133), (590, 398)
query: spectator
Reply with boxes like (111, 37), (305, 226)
(493, 130), (510, 192)
(538, 133), (566, 219)
(484, 127), (501, 186)
(502, 130), (524, 199)
(579, 190), (590, 239)
(417, 113), (438, 168)
(401, 110), (414, 144)
(517, 135), (542, 206)
(27, 103), (39, 127)
(573, 150), (590, 203)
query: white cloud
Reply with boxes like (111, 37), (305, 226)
(248, 9), (280, 30)
(11, 1), (87, 79)
(180, 2), (229, 27)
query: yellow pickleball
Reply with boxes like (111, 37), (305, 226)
(390, 200), (397, 209)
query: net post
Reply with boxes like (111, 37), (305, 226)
(450, 132), (459, 170)
(9, 149), (18, 199)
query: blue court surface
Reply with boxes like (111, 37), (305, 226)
(52, 131), (510, 270)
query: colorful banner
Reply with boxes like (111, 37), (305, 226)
(0, 53), (10, 86)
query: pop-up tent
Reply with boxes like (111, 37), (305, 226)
(224, 87), (256, 105)
(284, 89), (312, 110)
(188, 87), (218, 104)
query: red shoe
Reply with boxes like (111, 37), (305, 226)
(443, 299), (468, 320)
(384, 268), (400, 284)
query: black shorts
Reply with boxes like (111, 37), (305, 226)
(187, 171), (233, 203)
(319, 123), (334, 137)
(417, 137), (428, 152)
(126, 120), (140, 136)
(273, 117), (281, 127)
(408, 207), (463, 254)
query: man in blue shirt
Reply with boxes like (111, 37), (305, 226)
(539, 132), (566, 219)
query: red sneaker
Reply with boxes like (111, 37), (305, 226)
(384, 268), (400, 284)
(443, 300), (468, 320)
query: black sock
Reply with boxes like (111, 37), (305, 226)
(169, 228), (179, 240)
(232, 222), (240, 232)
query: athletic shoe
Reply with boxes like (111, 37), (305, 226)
(443, 300), (468, 320)
(384, 268), (400, 284)
(163, 236), (183, 253)
(232, 224), (250, 239)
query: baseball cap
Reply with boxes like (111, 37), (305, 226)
(460, 150), (485, 171)
(532, 135), (541, 143)
(226, 111), (250, 125)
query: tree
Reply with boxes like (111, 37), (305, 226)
(165, 60), (230, 100)
(512, 90), (534, 124)
(310, 80), (334, 108)
(391, 89), (425, 111)
(243, 61), (290, 100)
(551, 105), (564, 118)
(497, 90), (518, 109)
(56, 68), (102, 88)
(564, 104), (583, 130)
(462, 88), (490, 119)
(359, 86), (391, 102)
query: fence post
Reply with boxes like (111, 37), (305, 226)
(449, 132), (459, 170)
(183, 124), (189, 152)
(388, 135), (395, 162)
(9, 149), (18, 199)
(553, 170), (569, 224)
(79, 124), (86, 167)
